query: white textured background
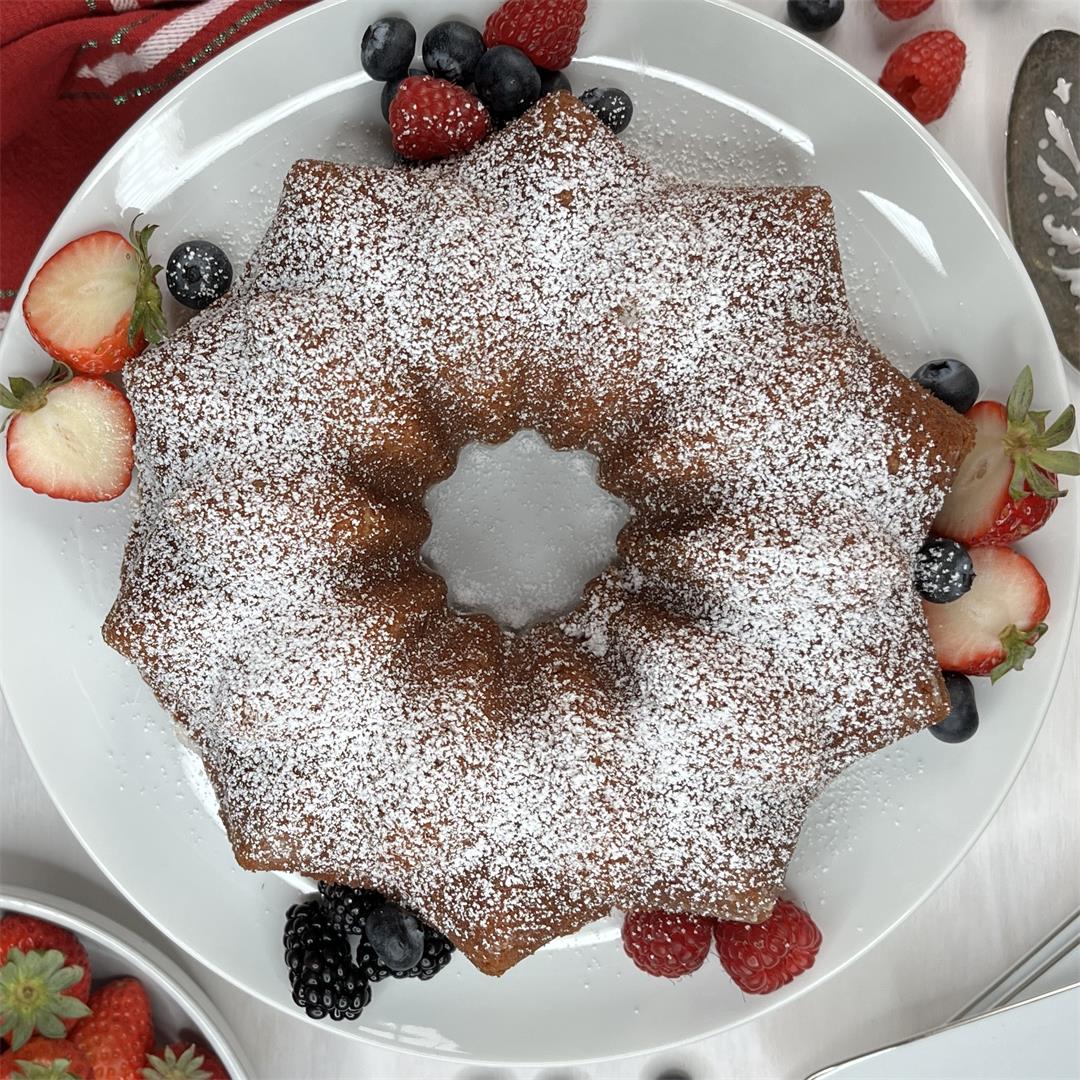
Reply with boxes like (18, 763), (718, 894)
(2, 1), (1079, 1077)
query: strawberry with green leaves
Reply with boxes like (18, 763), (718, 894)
(0, 1036), (93, 1079)
(0, 915), (91, 1050)
(21, 217), (165, 376)
(142, 1042), (231, 1080)
(934, 366), (1080, 545)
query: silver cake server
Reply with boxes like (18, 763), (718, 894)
(1006, 29), (1080, 371)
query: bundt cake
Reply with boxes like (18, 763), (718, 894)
(103, 92), (974, 975)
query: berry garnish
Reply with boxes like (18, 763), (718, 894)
(880, 30), (966, 124)
(914, 537), (975, 604)
(357, 917), (454, 982)
(580, 87), (633, 133)
(787, 0), (845, 33)
(923, 545), (1050, 682)
(21, 219), (165, 375)
(2, 363), (135, 502)
(911, 358), (979, 414)
(283, 900), (369, 1022)
(389, 75), (490, 161)
(539, 68), (572, 96)
(422, 21), (486, 86)
(0, 1036), (93, 1079)
(70, 978), (154, 1079)
(474, 45), (541, 123)
(483, 0), (586, 72)
(933, 367), (1079, 545)
(876, 0), (934, 19)
(283, 899), (349, 975)
(361, 17), (416, 81)
(317, 883), (383, 936)
(165, 240), (233, 311)
(714, 900), (822, 995)
(142, 1042), (231, 1079)
(621, 910), (713, 979)
(380, 67), (426, 122)
(363, 905), (425, 973)
(930, 672), (979, 743)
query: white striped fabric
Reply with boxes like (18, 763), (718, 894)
(75, 0), (239, 87)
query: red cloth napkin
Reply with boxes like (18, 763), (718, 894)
(1, 0), (313, 316)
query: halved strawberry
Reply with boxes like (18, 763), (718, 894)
(21, 218), (165, 376)
(2, 362), (135, 502)
(923, 546), (1050, 682)
(934, 367), (1079, 545)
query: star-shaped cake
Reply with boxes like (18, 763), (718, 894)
(105, 93), (973, 975)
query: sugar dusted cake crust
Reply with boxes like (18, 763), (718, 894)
(104, 93), (973, 975)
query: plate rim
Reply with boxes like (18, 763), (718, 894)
(1, 0), (1078, 1065)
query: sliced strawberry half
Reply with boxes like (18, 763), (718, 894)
(2, 362), (135, 502)
(923, 545), (1050, 682)
(21, 219), (165, 376)
(934, 366), (1080, 545)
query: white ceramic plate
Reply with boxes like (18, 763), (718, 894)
(1, 0), (1077, 1066)
(0, 887), (251, 1077)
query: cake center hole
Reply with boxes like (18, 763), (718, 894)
(421, 430), (633, 632)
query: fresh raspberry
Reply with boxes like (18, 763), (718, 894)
(879, 30), (966, 123)
(875, 0), (935, 19)
(621, 910), (714, 978)
(483, 0), (587, 72)
(714, 900), (822, 995)
(389, 76), (490, 162)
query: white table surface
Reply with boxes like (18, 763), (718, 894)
(2, 1), (1079, 1077)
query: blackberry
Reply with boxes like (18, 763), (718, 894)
(358, 916), (455, 982)
(290, 952), (371, 1021)
(317, 882), (384, 935)
(283, 898), (350, 974)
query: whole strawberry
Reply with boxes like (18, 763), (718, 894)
(142, 1042), (230, 1080)
(0, 1036), (94, 1079)
(71, 977), (154, 1080)
(484, 0), (587, 72)
(621, 910), (714, 978)
(880, 30), (966, 123)
(875, 0), (934, 19)
(389, 75), (491, 161)
(0, 915), (92, 1048)
(934, 367), (1079, 545)
(714, 900), (822, 995)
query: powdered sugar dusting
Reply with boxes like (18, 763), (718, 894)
(104, 94), (972, 975)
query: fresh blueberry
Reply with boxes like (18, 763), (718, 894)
(422, 20), (485, 85)
(364, 905), (425, 972)
(930, 672), (979, 743)
(361, 17), (416, 81)
(911, 358), (980, 414)
(474, 45), (541, 122)
(165, 240), (232, 311)
(539, 68), (572, 96)
(380, 67), (426, 122)
(787, 0), (845, 32)
(915, 537), (976, 604)
(580, 87), (633, 134)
